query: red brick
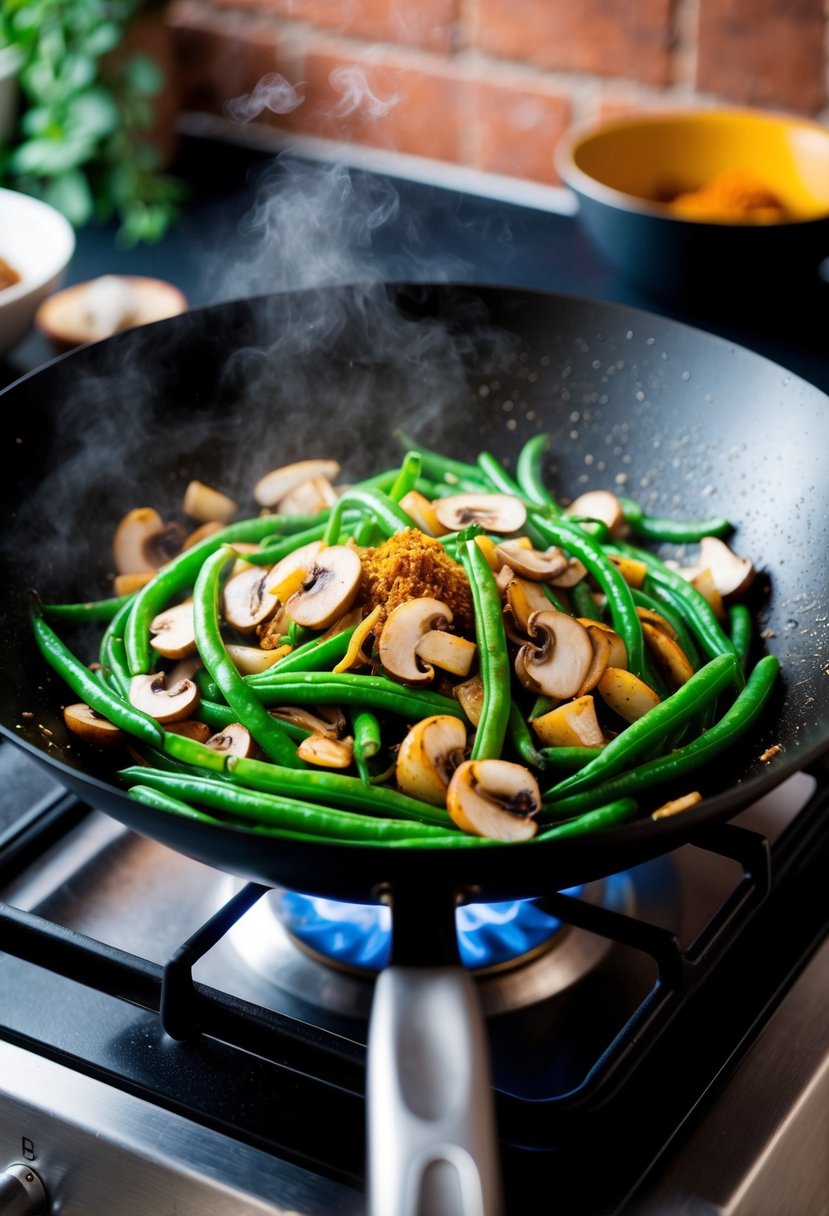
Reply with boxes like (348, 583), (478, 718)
(697, 0), (825, 114)
(473, 0), (674, 87)
(472, 80), (571, 183)
(209, 0), (460, 54)
(287, 46), (467, 163)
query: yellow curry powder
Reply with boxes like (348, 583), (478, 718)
(670, 168), (790, 222)
(359, 529), (474, 636)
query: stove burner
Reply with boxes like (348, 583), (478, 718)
(279, 891), (581, 975)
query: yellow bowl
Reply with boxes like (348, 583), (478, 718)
(556, 108), (829, 306)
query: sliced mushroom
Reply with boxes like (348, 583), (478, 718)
(641, 621), (694, 688)
(278, 475), (339, 516)
(548, 557), (589, 589)
(531, 696), (606, 748)
(112, 508), (186, 575)
(432, 493), (526, 534)
(565, 490), (625, 536)
(446, 759), (540, 842)
(205, 723), (256, 758)
(514, 610), (594, 700)
(113, 571), (155, 596)
(164, 719), (212, 743)
(271, 705), (347, 740)
(575, 623), (615, 696)
(698, 536), (755, 601)
(651, 791), (703, 820)
(576, 619), (628, 669)
(634, 606), (678, 639)
(253, 459), (341, 508)
(414, 630), (477, 678)
(297, 734), (355, 768)
(226, 643), (286, 675)
(596, 667), (660, 724)
(495, 540), (569, 582)
(167, 655), (202, 686)
(128, 673), (200, 723)
(149, 599), (196, 660)
(285, 546), (362, 630)
(63, 702), (125, 746)
(222, 565), (282, 634)
(182, 521), (225, 550)
(399, 490), (449, 537)
(609, 553), (648, 588)
(395, 715), (468, 806)
(266, 540), (325, 599)
(454, 674), (484, 727)
(182, 480), (238, 525)
(377, 597), (454, 686)
(504, 577), (553, 637)
(690, 566), (726, 623)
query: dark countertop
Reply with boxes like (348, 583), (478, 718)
(2, 132), (828, 394)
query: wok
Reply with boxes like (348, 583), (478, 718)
(2, 282), (828, 1216)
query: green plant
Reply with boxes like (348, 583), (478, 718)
(0, 0), (183, 244)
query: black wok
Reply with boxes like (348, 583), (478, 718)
(2, 282), (828, 1216)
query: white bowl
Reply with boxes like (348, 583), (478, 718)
(0, 187), (76, 356)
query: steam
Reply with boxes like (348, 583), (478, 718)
(328, 66), (400, 119)
(224, 73), (306, 125)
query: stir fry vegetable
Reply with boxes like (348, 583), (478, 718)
(32, 436), (779, 848)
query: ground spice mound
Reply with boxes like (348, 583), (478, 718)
(669, 168), (789, 222)
(359, 529), (474, 636)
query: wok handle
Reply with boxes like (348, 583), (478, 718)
(367, 963), (503, 1216)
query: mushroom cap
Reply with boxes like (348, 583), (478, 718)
(296, 734), (355, 768)
(432, 493), (527, 534)
(378, 597), (454, 686)
(222, 565), (282, 634)
(128, 673), (200, 723)
(253, 459), (341, 508)
(395, 714), (468, 806)
(446, 759), (540, 841)
(112, 508), (163, 576)
(698, 536), (756, 601)
(149, 599), (196, 660)
(182, 480), (238, 525)
(565, 490), (624, 535)
(514, 610), (594, 700)
(285, 545), (363, 630)
(495, 540), (569, 582)
(63, 702), (125, 746)
(205, 723), (256, 758)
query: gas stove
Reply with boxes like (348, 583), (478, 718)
(1, 133), (828, 1216)
(0, 734), (827, 1215)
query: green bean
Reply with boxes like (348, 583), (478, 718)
(125, 514), (316, 675)
(476, 452), (526, 500)
(323, 487), (414, 546)
(542, 655), (780, 820)
(632, 584), (701, 670)
(536, 797), (638, 838)
(223, 754), (453, 827)
(539, 746), (605, 772)
(459, 537), (511, 760)
(231, 522), (330, 566)
(544, 652), (742, 800)
(195, 698), (313, 742)
(507, 701), (546, 770)
(98, 596), (135, 695)
(388, 451), (423, 502)
(570, 580), (602, 622)
(529, 512), (645, 678)
(120, 767), (454, 841)
(395, 433), (485, 485)
(608, 541), (737, 666)
(161, 729), (229, 772)
(192, 547), (302, 767)
(618, 497), (732, 543)
(250, 671), (469, 721)
(245, 627), (355, 682)
(729, 603), (753, 671)
(350, 708), (382, 784)
(44, 593), (135, 624)
(515, 434), (562, 513)
(31, 611), (164, 747)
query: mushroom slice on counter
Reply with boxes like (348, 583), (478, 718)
(446, 759), (540, 842)
(205, 723), (256, 758)
(63, 702), (125, 746)
(414, 631), (477, 678)
(398, 490), (448, 537)
(698, 536), (756, 601)
(253, 459), (341, 508)
(128, 673), (200, 723)
(182, 480), (238, 525)
(596, 668), (660, 724)
(432, 493), (526, 534)
(377, 597), (454, 686)
(495, 540), (569, 582)
(640, 621), (694, 689)
(395, 715), (468, 806)
(149, 599), (196, 660)
(112, 508), (186, 575)
(565, 490), (625, 536)
(285, 545), (362, 630)
(297, 734), (354, 768)
(514, 610), (594, 700)
(531, 695), (606, 748)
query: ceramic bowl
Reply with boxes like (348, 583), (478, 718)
(0, 187), (76, 356)
(556, 107), (829, 308)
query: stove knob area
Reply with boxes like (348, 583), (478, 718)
(0, 1165), (46, 1216)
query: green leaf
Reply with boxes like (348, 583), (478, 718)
(60, 51), (97, 91)
(41, 166), (93, 225)
(80, 21), (121, 57)
(124, 53), (162, 97)
(9, 131), (95, 175)
(65, 87), (119, 138)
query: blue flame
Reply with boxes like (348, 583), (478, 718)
(279, 892), (581, 972)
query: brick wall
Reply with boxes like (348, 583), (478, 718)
(166, 0), (829, 188)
